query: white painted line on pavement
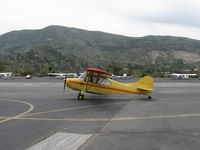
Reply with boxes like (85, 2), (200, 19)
(26, 132), (93, 150)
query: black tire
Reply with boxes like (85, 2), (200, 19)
(148, 96), (151, 100)
(78, 94), (84, 100)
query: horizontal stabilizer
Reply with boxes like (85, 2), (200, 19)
(137, 87), (154, 91)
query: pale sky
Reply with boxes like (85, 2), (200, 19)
(1, 0), (200, 40)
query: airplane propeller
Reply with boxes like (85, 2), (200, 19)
(63, 77), (67, 92)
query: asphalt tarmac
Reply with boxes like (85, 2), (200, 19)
(0, 77), (200, 150)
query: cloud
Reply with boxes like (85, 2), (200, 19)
(1, 0), (200, 40)
(121, 0), (200, 28)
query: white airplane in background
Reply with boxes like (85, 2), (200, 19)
(112, 73), (133, 79)
(47, 73), (78, 79)
(122, 73), (133, 79)
(48, 73), (66, 79)
(0, 72), (12, 79)
(171, 73), (197, 79)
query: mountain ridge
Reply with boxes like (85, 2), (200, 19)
(1, 25), (200, 74)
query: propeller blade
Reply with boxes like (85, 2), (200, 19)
(63, 78), (66, 92)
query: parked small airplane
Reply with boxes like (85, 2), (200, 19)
(48, 73), (78, 79)
(112, 73), (133, 79)
(25, 74), (32, 79)
(171, 73), (197, 79)
(48, 73), (66, 79)
(64, 68), (154, 100)
(0, 72), (12, 79)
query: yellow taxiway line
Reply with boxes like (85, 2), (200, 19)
(0, 99), (34, 123)
(20, 113), (200, 121)
(1, 99), (200, 122)
(23, 102), (128, 117)
(1, 113), (200, 122)
(0, 101), (127, 123)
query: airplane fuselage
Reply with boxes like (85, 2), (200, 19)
(66, 78), (153, 95)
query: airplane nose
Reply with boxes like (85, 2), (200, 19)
(66, 78), (79, 90)
(63, 78), (67, 92)
(66, 78), (70, 87)
(66, 78), (73, 87)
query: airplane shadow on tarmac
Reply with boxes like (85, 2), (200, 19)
(66, 93), (131, 103)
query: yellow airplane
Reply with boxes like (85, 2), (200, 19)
(64, 68), (154, 100)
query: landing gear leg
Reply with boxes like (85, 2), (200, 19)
(78, 93), (84, 100)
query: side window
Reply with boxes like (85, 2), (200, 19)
(98, 78), (111, 86)
(89, 76), (94, 82)
(89, 76), (97, 83)
(102, 80), (111, 86)
(85, 76), (97, 83)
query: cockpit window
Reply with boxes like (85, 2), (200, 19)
(78, 72), (111, 86)
(98, 78), (111, 86)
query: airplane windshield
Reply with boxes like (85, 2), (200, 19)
(78, 72), (86, 80)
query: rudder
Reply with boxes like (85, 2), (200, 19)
(136, 76), (154, 94)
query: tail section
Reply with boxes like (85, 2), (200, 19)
(135, 76), (154, 94)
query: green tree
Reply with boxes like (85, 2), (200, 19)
(0, 60), (5, 71)
(107, 61), (123, 75)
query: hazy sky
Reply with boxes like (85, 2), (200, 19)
(1, 0), (200, 39)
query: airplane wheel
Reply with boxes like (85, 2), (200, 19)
(148, 96), (151, 100)
(78, 94), (84, 100)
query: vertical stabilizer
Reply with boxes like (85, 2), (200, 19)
(130, 76), (154, 95)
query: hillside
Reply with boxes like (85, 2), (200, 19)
(1, 25), (200, 75)
(2, 46), (88, 75)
